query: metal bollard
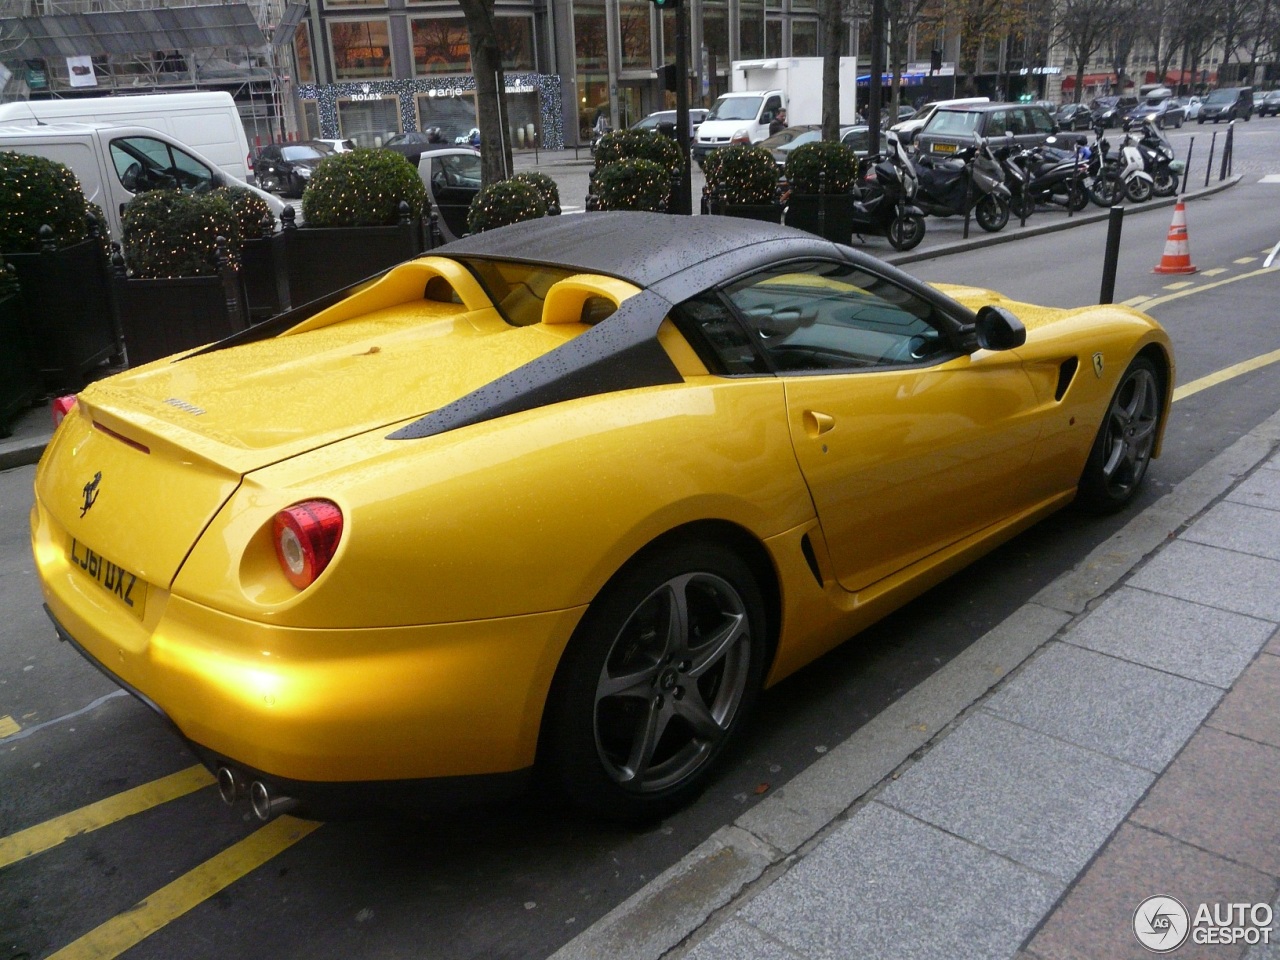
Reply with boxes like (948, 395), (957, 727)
(1099, 206), (1124, 305)
(1182, 136), (1194, 195)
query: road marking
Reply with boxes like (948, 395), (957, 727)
(1259, 175), (1280, 183)
(45, 816), (321, 960)
(1139, 264), (1279, 311)
(0, 765), (214, 869)
(0, 715), (19, 737)
(1162, 281), (1195, 290)
(1201, 268), (1228, 277)
(1121, 295), (1152, 307)
(1173, 347), (1280, 402)
(1234, 256), (1258, 264)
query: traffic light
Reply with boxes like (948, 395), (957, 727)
(650, 0), (681, 7)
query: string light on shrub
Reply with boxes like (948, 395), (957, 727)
(468, 180), (546, 233)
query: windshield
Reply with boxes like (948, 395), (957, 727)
(923, 110), (982, 135)
(1205, 90), (1236, 104)
(707, 95), (763, 121)
(777, 130), (822, 152)
(281, 145), (326, 161)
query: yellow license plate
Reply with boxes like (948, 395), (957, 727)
(933, 142), (958, 154)
(69, 539), (148, 621)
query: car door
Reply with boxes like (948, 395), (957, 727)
(425, 153), (481, 239)
(718, 259), (1046, 593)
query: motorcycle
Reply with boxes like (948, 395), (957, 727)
(1131, 120), (1183, 197)
(1084, 126), (1153, 205)
(849, 131), (927, 251)
(913, 134), (1011, 233)
(998, 134), (1089, 218)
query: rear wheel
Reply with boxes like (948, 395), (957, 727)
(1089, 171), (1124, 206)
(1065, 180), (1090, 212)
(1076, 356), (1163, 514)
(974, 193), (1009, 232)
(887, 211), (926, 251)
(1012, 193), (1036, 221)
(541, 541), (768, 823)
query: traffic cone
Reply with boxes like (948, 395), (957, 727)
(1153, 199), (1197, 274)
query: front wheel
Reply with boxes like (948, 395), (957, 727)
(1011, 193), (1036, 221)
(1152, 168), (1178, 198)
(540, 541), (768, 823)
(974, 193), (1009, 232)
(1124, 175), (1153, 203)
(887, 211), (926, 251)
(1076, 356), (1163, 514)
(1065, 179), (1090, 212)
(1089, 172), (1124, 206)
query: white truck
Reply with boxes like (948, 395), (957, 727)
(0, 92), (254, 182)
(693, 58), (860, 167)
(0, 121), (284, 240)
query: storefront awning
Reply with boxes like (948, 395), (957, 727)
(1060, 72), (1115, 91)
(4, 4), (267, 60)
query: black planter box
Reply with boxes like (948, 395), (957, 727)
(273, 219), (423, 310)
(0, 281), (42, 437)
(240, 236), (289, 323)
(708, 201), (785, 223)
(784, 194), (856, 244)
(6, 238), (120, 392)
(113, 274), (248, 367)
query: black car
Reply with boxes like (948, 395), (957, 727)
(1199, 87), (1254, 123)
(1124, 98), (1186, 130)
(251, 141), (332, 198)
(383, 129), (451, 162)
(1054, 103), (1095, 131)
(1258, 91), (1280, 117)
(1090, 95), (1139, 128)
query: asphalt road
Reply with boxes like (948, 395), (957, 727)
(3, 119), (1279, 960)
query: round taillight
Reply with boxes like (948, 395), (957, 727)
(272, 500), (343, 590)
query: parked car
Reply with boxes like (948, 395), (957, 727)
(1199, 87), (1253, 123)
(892, 97), (989, 145)
(631, 109), (710, 139)
(1091, 95), (1139, 128)
(1054, 103), (1095, 131)
(763, 125), (888, 166)
(1256, 90), (1280, 117)
(1183, 96), (1204, 120)
(1124, 97), (1186, 129)
(415, 145), (482, 242)
(251, 141), (333, 198)
(383, 129), (451, 162)
(31, 211), (1173, 823)
(914, 102), (1058, 157)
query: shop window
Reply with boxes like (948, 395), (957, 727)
(792, 19), (818, 56)
(416, 91), (478, 143)
(412, 17), (470, 74)
(337, 96), (401, 147)
(498, 17), (537, 72)
(619, 2), (653, 71)
(294, 23), (315, 84)
(329, 19), (392, 80)
(740, 0), (764, 59)
(704, 1), (728, 65)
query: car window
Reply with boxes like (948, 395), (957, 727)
(985, 109), (1008, 136)
(672, 292), (771, 375)
(721, 260), (947, 372)
(1028, 108), (1055, 134)
(110, 136), (212, 192)
(925, 110), (982, 135)
(438, 154), (481, 187)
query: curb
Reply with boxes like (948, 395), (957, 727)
(547, 403), (1280, 960)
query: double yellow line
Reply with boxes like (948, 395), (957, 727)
(1, 765), (320, 959)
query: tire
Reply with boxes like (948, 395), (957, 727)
(1089, 172), (1123, 207)
(1011, 193), (1036, 221)
(974, 193), (1009, 232)
(1152, 168), (1178, 198)
(1124, 175), (1153, 203)
(259, 174), (278, 194)
(1065, 179), (1089, 212)
(540, 540), (768, 823)
(887, 211), (926, 251)
(1076, 356), (1163, 514)
(1198, 117), (1205, 124)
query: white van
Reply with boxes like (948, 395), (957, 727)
(0, 121), (284, 239)
(0, 92), (252, 181)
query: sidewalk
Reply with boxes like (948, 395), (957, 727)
(552, 409), (1280, 960)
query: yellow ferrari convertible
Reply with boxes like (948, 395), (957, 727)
(31, 213), (1173, 822)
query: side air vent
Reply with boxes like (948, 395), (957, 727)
(1056, 357), (1079, 401)
(800, 533), (823, 587)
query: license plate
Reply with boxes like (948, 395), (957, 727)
(69, 539), (148, 620)
(933, 142), (958, 154)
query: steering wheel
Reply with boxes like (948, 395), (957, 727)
(431, 170), (448, 194)
(120, 162), (143, 191)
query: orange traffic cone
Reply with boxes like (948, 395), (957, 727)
(1153, 199), (1197, 274)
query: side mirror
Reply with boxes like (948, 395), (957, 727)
(974, 305), (1026, 351)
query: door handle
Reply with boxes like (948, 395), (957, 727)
(803, 410), (835, 437)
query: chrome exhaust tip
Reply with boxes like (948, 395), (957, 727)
(249, 780), (298, 822)
(216, 766), (246, 806)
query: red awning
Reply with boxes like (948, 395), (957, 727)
(1060, 72), (1114, 91)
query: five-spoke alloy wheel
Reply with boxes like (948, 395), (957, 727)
(1077, 356), (1163, 513)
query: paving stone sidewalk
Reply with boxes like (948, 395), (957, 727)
(677, 456), (1280, 960)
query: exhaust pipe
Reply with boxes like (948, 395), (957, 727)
(249, 780), (298, 822)
(216, 766), (247, 806)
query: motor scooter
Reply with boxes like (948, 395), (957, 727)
(913, 134), (1011, 233)
(849, 131), (927, 251)
(1132, 120), (1182, 197)
(998, 134), (1088, 217)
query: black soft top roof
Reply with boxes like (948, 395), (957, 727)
(440, 211), (811, 289)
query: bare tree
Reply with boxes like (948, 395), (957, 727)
(885, 0), (944, 120)
(822, 0), (844, 140)
(1055, 0), (1121, 102)
(458, 0), (513, 185)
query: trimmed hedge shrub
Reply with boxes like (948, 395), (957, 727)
(122, 190), (239, 279)
(300, 148), (426, 227)
(0, 151), (91, 253)
(594, 130), (682, 175)
(467, 179), (547, 233)
(510, 171), (560, 212)
(217, 186), (272, 240)
(784, 141), (859, 194)
(704, 144), (780, 204)
(595, 158), (670, 212)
